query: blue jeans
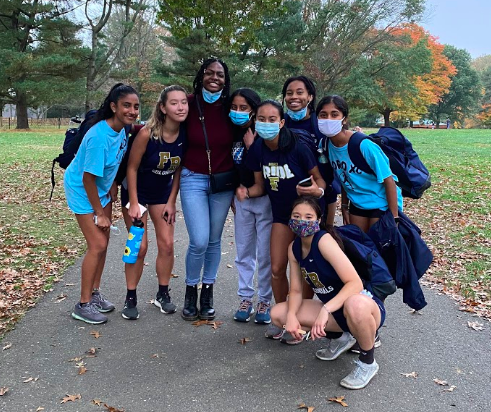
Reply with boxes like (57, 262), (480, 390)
(180, 167), (234, 286)
(234, 195), (273, 303)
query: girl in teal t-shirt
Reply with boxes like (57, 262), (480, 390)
(64, 83), (139, 325)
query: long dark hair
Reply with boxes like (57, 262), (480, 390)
(316, 95), (350, 130)
(256, 99), (297, 152)
(282, 76), (317, 115)
(192, 58), (231, 100)
(291, 196), (344, 250)
(88, 83), (139, 128)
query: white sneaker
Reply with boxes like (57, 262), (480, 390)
(340, 359), (379, 390)
(315, 332), (356, 361)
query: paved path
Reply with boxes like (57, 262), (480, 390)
(1, 207), (490, 412)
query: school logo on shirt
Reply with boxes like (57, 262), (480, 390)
(262, 162), (295, 191)
(153, 152), (181, 175)
(301, 267), (334, 295)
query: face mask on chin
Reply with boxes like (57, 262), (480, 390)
(318, 117), (345, 137)
(288, 218), (320, 237)
(255, 121), (280, 140)
(286, 106), (308, 121)
(202, 88), (222, 104)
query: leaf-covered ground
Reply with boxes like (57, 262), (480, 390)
(1, 128), (490, 338)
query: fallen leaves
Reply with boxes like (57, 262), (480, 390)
(238, 337), (252, 345)
(61, 394), (81, 404)
(401, 372), (418, 378)
(22, 376), (39, 383)
(85, 347), (98, 357)
(191, 320), (224, 329)
(433, 378), (448, 386)
(90, 330), (101, 339)
(467, 321), (484, 331)
(298, 403), (315, 411)
(226, 264), (233, 269)
(78, 366), (87, 375)
(103, 403), (125, 412)
(54, 293), (67, 303)
(2, 342), (12, 350)
(171, 273), (179, 278)
(0, 387), (8, 396)
(328, 396), (348, 407)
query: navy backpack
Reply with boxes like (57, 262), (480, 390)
(336, 224), (396, 301)
(348, 127), (431, 199)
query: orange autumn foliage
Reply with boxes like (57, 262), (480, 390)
(392, 24), (456, 121)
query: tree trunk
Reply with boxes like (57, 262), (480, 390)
(383, 108), (391, 127)
(16, 93), (29, 129)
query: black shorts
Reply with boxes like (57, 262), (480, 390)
(349, 203), (384, 218)
(331, 294), (386, 332)
(121, 186), (172, 207)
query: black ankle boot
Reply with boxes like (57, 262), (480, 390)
(199, 283), (215, 320)
(181, 285), (198, 321)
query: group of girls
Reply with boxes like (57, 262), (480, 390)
(64, 57), (402, 390)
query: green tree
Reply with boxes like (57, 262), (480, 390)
(303, 0), (426, 94)
(428, 46), (482, 126)
(341, 28), (432, 126)
(0, 0), (85, 129)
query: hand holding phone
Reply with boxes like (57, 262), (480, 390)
(298, 177), (313, 187)
(125, 202), (147, 217)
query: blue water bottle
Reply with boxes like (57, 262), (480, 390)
(122, 219), (144, 264)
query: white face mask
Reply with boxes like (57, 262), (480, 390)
(318, 118), (345, 137)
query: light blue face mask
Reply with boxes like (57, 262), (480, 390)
(202, 88), (222, 104)
(255, 121), (280, 140)
(286, 106), (308, 121)
(229, 110), (251, 126)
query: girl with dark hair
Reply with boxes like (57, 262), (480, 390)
(240, 99), (326, 342)
(180, 58), (235, 321)
(64, 83), (139, 324)
(282, 76), (341, 226)
(228, 88), (273, 324)
(315, 95), (402, 233)
(270, 196), (385, 390)
(120, 85), (188, 320)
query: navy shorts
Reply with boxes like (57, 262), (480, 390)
(121, 186), (172, 207)
(331, 294), (386, 333)
(349, 203), (384, 218)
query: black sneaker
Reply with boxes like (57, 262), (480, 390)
(122, 298), (139, 320)
(154, 291), (177, 314)
(350, 332), (381, 354)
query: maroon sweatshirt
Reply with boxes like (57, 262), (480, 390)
(183, 94), (234, 174)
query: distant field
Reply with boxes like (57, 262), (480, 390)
(0, 128), (490, 336)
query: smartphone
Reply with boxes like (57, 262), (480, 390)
(298, 177), (313, 187)
(125, 202), (147, 215)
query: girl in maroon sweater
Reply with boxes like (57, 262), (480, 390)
(180, 58), (235, 321)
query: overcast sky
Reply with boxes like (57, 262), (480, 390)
(421, 0), (490, 58)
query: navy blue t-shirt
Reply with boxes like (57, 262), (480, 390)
(292, 230), (345, 303)
(124, 125), (186, 205)
(246, 137), (317, 224)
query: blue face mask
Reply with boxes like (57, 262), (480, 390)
(229, 110), (251, 126)
(202, 88), (222, 104)
(286, 106), (308, 121)
(255, 121), (280, 140)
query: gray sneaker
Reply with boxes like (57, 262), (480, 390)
(340, 359), (379, 390)
(90, 291), (115, 313)
(280, 330), (311, 345)
(122, 298), (139, 320)
(350, 332), (381, 354)
(72, 303), (108, 324)
(264, 323), (284, 340)
(316, 332), (356, 361)
(154, 292), (177, 314)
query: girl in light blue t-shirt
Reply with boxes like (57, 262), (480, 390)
(316, 95), (402, 234)
(64, 83), (139, 325)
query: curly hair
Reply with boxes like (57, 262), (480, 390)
(192, 58), (231, 100)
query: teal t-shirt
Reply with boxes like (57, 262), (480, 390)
(328, 138), (403, 211)
(64, 120), (127, 214)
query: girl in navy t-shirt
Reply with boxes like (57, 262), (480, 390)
(239, 100), (326, 339)
(120, 86), (188, 320)
(282, 76), (340, 225)
(270, 196), (385, 390)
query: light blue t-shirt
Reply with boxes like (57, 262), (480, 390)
(64, 120), (128, 214)
(328, 138), (403, 211)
